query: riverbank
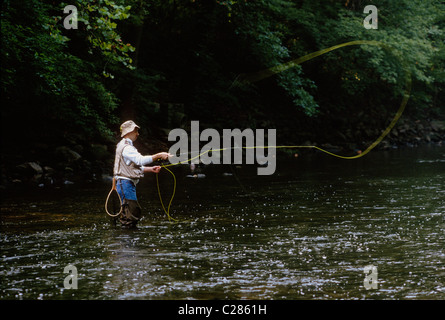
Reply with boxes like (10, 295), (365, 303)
(1, 116), (444, 192)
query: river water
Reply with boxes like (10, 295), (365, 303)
(1, 146), (444, 300)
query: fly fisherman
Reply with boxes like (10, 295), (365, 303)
(114, 120), (171, 228)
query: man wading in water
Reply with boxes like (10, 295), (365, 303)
(114, 120), (171, 228)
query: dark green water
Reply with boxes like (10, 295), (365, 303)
(1, 146), (444, 300)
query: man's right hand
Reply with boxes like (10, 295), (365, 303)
(155, 152), (173, 161)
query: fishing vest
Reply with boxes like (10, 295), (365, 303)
(113, 139), (144, 179)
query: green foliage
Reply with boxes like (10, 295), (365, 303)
(1, 0), (443, 158)
(58, 0), (136, 77)
(228, 0), (320, 116)
(0, 0), (131, 151)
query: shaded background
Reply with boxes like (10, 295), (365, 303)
(1, 0), (444, 188)
(1, 0), (444, 302)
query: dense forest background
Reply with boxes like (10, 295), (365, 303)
(1, 0), (444, 187)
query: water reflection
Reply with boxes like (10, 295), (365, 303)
(1, 146), (444, 299)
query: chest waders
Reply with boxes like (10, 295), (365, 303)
(108, 140), (145, 228)
(116, 179), (142, 228)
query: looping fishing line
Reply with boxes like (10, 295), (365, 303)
(156, 165), (178, 222)
(105, 177), (123, 218)
(108, 40), (412, 222)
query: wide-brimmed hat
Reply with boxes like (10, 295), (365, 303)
(120, 120), (140, 137)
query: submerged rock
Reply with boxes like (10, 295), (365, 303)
(186, 173), (206, 179)
(431, 120), (445, 132)
(55, 146), (82, 162)
(27, 162), (43, 174)
(14, 162), (44, 186)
